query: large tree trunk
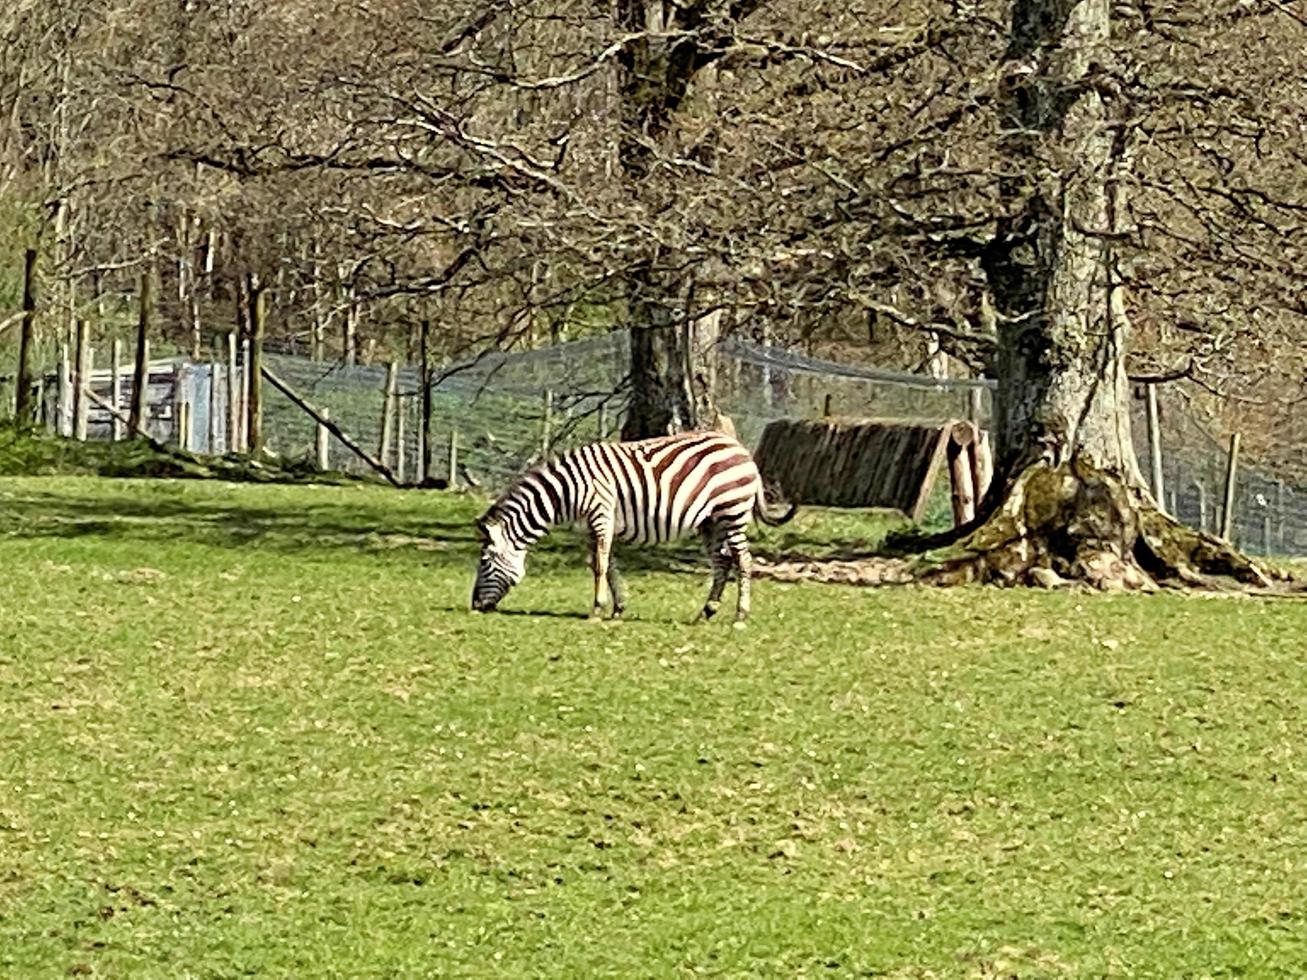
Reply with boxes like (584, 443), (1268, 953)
(621, 259), (721, 439)
(615, 0), (727, 440)
(939, 0), (1272, 591)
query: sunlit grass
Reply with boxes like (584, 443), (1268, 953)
(1, 476), (1305, 976)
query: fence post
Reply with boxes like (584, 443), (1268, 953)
(226, 331), (239, 453)
(56, 341), (72, 436)
(316, 407), (330, 471)
(1194, 480), (1208, 534)
(240, 337), (251, 452)
(448, 428), (459, 491)
(208, 353), (221, 454)
(597, 403), (606, 441)
(247, 280), (265, 454)
(1146, 383), (1165, 511)
(1263, 504), (1272, 557)
(15, 248), (38, 425)
(129, 270), (153, 437)
(74, 319), (91, 440)
(396, 393), (407, 484)
(1276, 480), (1287, 553)
(420, 318), (433, 484)
(177, 400), (192, 452)
(968, 385), (984, 427)
(110, 337), (123, 442)
(541, 389), (553, 455)
(1220, 433), (1240, 543)
(379, 361), (398, 468)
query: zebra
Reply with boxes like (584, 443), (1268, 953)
(471, 429), (796, 621)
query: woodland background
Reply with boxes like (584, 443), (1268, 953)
(1, 0), (1303, 475)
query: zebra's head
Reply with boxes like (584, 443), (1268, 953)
(471, 512), (526, 612)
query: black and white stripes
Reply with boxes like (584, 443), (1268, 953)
(472, 430), (795, 620)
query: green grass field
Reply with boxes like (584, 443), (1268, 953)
(2, 476), (1306, 977)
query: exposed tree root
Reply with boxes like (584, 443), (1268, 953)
(921, 460), (1294, 593)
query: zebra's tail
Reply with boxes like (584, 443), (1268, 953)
(753, 485), (798, 527)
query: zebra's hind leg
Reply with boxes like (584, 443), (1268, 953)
(606, 556), (626, 619)
(696, 523), (731, 622)
(725, 527), (754, 622)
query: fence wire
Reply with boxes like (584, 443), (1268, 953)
(43, 329), (1307, 557)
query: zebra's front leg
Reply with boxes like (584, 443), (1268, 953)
(695, 524), (731, 622)
(587, 520), (614, 620)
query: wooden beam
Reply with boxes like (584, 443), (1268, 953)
(261, 364), (400, 487)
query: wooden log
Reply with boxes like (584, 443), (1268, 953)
(1221, 433), (1240, 543)
(379, 360), (398, 466)
(946, 423), (977, 526)
(15, 248), (38, 426)
(110, 338), (123, 442)
(260, 365), (400, 487)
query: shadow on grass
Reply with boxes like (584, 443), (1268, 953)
(0, 486), (718, 576)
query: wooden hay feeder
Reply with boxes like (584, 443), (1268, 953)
(754, 417), (994, 525)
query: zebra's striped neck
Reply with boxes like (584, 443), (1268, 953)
(490, 449), (585, 548)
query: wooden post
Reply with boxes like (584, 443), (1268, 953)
(541, 389), (553, 455)
(970, 427), (993, 506)
(240, 338), (251, 452)
(56, 341), (72, 436)
(73, 319), (91, 440)
(1276, 481), (1287, 553)
(597, 403), (607, 441)
(1220, 433), (1240, 543)
(1263, 506), (1273, 556)
(379, 361), (398, 467)
(946, 423), (977, 526)
(15, 248), (38, 425)
(177, 400), (192, 452)
(226, 332), (239, 453)
(208, 355), (220, 454)
(1146, 383), (1165, 511)
(260, 365), (400, 486)
(448, 428), (459, 491)
(396, 393), (407, 484)
(129, 269), (153, 437)
(1195, 480), (1208, 533)
(968, 385), (985, 426)
(246, 279), (265, 454)
(110, 338), (123, 442)
(316, 408), (330, 471)
(420, 318), (433, 484)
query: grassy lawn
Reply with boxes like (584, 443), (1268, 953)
(1, 476), (1306, 977)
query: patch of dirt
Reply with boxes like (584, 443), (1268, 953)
(753, 554), (914, 586)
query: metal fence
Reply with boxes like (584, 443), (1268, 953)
(36, 328), (1307, 556)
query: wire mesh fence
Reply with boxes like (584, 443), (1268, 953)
(34, 328), (1307, 557)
